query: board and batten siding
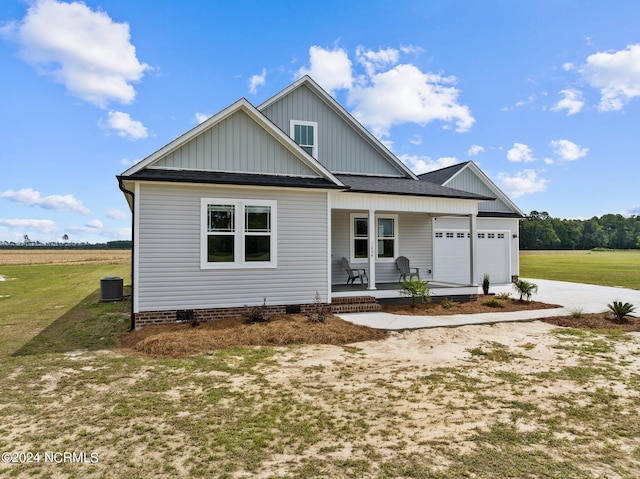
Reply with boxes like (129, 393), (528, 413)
(136, 183), (329, 312)
(444, 168), (513, 213)
(261, 84), (405, 177)
(331, 210), (433, 284)
(153, 110), (318, 177)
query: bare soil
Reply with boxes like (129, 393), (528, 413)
(0, 249), (131, 265)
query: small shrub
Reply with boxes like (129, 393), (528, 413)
(483, 298), (505, 308)
(606, 301), (636, 323)
(439, 298), (457, 309)
(569, 307), (585, 319)
(308, 291), (330, 323)
(243, 298), (270, 324)
(482, 273), (490, 295)
(400, 279), (431, 306)
(513, 279), (538, 302)
(496, 292), (511, 300)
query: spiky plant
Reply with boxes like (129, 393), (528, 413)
(512, 279), (538, 302)
(400, 279), (431, 307)
(607, 301), (636, 323)
(482, 273), (490, 295)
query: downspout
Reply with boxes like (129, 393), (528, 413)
(118, 177), (136, 332)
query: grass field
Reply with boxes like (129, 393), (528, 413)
(1, 249), (640, 478)
(520, 249), (640, 290)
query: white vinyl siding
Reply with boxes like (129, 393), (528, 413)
(137, 183), (329, 311)
(444, 168), (514, 214)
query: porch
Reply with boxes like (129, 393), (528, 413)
(331, 281), (480, 300)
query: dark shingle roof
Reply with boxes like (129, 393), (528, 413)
(418, 161), (470, 185)
(335, 174), (493, 200)
(121, 169), (342, 189)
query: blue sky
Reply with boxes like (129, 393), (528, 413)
(1, 0), (639, 244)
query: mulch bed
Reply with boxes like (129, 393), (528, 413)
(541, 313), (640, 332)
(380, 295), (562, 316)
(117, 314), (387, 359)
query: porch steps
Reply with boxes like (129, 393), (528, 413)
(331, 296), (381, 314)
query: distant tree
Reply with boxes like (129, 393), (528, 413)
(23, 234), (30, 245)
(62, 234), (69, 242)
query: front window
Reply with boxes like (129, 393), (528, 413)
(202, 199), (276, 268)
(290, 120), (318, 158)
(350, 214), (398, 262)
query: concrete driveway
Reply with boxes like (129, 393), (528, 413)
(337, 278), (640, 330)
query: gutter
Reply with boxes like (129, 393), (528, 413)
(117, 177), (136, 332)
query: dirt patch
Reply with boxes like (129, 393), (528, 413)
(118, 314), (387, 358)
(542, 312), (640, 332)
(380, 295), (561, 315)
(0, 249), (131, 265)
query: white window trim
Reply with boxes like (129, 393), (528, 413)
(290, 120), (318, 159)
(201, 198), (277, 269)
(349, 213), (398, 263)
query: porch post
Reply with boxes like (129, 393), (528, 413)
(469, 213), (478, 285)
(367, 209), (376, 290)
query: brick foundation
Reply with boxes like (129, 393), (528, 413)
(134, 303), (323, 329)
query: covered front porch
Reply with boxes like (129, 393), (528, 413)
(331, 281), (480, 300)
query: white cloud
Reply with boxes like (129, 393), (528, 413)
(295, 45), (474, 137)
(581, 43), (640, 111)
(103, 111), (148, 140)
(552, 88), (585, 115)
(349, 64), (474, 136)
(409, 135), (422, 146)
(194, 112), (211, 124)
(86, 219), (103, 229)
(120, 158), (135, 166)
(399, 154), (458, 174)
(106, 209), (128, 220)
(1, 188), (89, 214)
(506, 143), (535, 163)
(468, 144), (485, 156)
(296, 45), (353, 92)
(1, 0), (149, 108)
(550, 139), (588, 162)
(0, 218), (58, 233)
(356, 46), (399, 76)
(497, 170), (548, 198)
(248, 68), (267, 94)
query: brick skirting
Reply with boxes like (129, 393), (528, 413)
(134, 303), (323, 329)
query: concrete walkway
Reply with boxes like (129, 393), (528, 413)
(336, 278), (640, 330)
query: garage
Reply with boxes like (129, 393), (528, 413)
(433, 230), (511, 284)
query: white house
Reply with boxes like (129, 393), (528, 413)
(118, 76), (523, 328)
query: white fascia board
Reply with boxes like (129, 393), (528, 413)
(259, 75), (418, 181)
(446, 161), (525, 217)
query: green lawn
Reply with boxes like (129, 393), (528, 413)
(520, 250), (640, 290)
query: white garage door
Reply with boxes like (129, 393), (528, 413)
(434, 230), (510, 284)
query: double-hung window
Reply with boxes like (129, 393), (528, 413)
(350, 214), (398, 262)
(202, 198), (276, 268)
(290, 120), (318, 158)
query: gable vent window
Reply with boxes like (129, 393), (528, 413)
(290, 120), (318, 158)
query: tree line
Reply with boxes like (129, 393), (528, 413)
(519, 211), (640, 250)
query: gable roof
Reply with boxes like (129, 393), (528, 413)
(120, 97), (344, 187)
(336, 174), (493, 200)
(420, 161), (524, 217)
(259, 76), (418, 180)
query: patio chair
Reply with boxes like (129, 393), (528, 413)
(341, 257), (368, 285)
(396, 256), (420, 282)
